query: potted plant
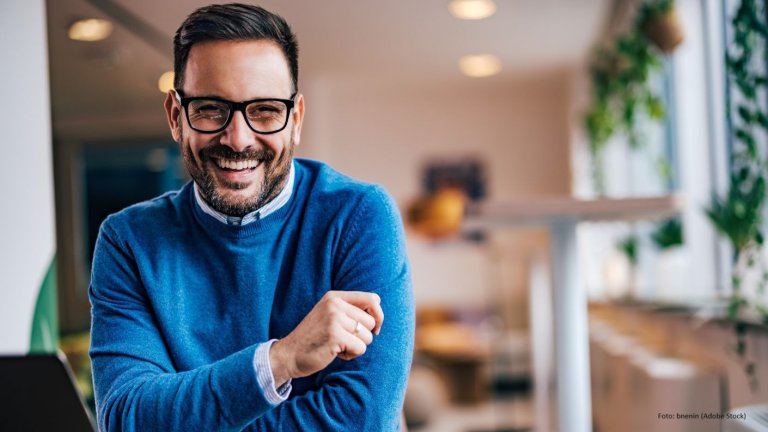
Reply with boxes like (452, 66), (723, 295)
(584, 0), (679, 194)
(584, 37), (665, 193)
(651, 217), (683, 249)
(638, 0), (685, 54)
(615, 234), (640, 299)
(706, 170), (766, 391)
(650, 217), (689, 302)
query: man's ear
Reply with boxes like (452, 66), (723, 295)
(164, 91), (182, 143)
(291, 93), (305, 147)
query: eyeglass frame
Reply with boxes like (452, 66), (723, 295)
(173, 89), (297, 135)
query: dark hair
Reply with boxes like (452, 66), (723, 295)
(173, 3), (299, 92)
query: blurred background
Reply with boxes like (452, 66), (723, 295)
(3, 0), (768, 431)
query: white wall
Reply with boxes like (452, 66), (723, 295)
(0, 0), (56, 353)
(297, 71), (572, 318)
(300, 73), (571, 202)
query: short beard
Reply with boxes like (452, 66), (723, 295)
(181, 129), (294, 217)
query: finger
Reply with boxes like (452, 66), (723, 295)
(327, 294), (376, 331)
(355, 325), (373, 345)
(366, 303), (384, 336)
(335, 291), (384, 335)
(338, 330), (367, 361)
(341, 315), (374, 345)
(333, 291), (380, 308)
(351, 319), (374, 345)
(342, 303), (376, 332)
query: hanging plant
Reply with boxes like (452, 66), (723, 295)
(706, 0), (768, 391)
(638, 0), (686, 53)
(584, 0), (680, 194)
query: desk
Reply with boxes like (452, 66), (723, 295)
(463, 195), (684, 432)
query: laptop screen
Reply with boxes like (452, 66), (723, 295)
(0, 354), (95, 431)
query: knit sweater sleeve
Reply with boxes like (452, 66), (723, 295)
(249, 185), (415, 431)
(88, 217), (274, 431)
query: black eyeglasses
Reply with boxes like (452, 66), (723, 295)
(174, 89), (297, 134)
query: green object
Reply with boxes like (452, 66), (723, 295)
(704, 0), (768, 392)
(706, 0), (767, 267)
(637, 0), (674, 22)
(617, 235), (639, 266)
(583, 0), (675, 194)
(650, 217), (684, 250)
(29, 255), (58, 354)
(706, 174), (765, 255)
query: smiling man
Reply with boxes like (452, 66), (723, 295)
(88, 4), (414, 431)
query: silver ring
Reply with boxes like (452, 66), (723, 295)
(353, 321), (362, 335)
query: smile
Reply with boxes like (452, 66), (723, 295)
(213, 158), (261, 171)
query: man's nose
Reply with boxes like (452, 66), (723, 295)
(219, 110), (256, 152)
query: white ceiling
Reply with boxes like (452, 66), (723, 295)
(46, 0), (610, 139)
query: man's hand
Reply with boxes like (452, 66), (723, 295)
(269, 291), (384, 387)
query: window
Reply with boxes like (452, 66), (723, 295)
(576, 0), (728, 302)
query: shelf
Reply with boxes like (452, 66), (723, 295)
(463, 194), (685, 229)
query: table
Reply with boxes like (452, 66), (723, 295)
(463, 195), (684, 432)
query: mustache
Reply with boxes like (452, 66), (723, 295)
(201, 144), (275, 161)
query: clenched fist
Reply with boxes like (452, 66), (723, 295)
(269, 291), (384, 387)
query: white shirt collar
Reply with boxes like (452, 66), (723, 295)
(193, 161), (295, 226)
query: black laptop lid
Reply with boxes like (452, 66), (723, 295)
(0, 354), (95, 432)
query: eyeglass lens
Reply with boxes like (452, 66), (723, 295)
(187, 99), (290, 132)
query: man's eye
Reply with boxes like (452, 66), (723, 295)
(248, 104), (281, 115)
(199, 105), (225, 113)
(194, 104), (227, 119)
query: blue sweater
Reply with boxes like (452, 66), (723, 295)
(89, 158), (415, 431)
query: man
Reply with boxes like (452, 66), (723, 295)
(88, 3), (414, 431)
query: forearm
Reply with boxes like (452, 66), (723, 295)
(248, 379), (401, 431)
(90, 222), (278, 430)
(251, 350), (412, 431)
(251, 287), (415, 431)
(93, 344), (272, 431)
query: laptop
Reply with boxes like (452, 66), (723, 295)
(0, 352), (96, 431)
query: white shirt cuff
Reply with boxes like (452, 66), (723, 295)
(254, 339), (292, 405)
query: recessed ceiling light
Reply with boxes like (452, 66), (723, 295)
(459, 54), (502, 78)
(158, 71), (175, 93)
(68, 18), (113, 42)
(448, 0), (497, 20)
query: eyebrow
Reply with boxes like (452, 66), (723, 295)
(185, 93), (291, 101)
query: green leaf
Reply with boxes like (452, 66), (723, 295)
(734, 128), (758, 158)
(728, 296), (743, 322)
(647, 95), (665, 119)
(651, 217), (684, 249)
(656, 157), (673, 181)
(738, 105), (755, 123)
(617, 235), (639, 265)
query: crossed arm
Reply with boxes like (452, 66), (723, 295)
(269, 290), (384, 389)
(89, 190), (414, 431)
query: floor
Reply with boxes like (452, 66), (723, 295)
(410, 397), (534, 432)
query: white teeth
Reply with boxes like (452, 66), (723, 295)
(215, 159), (259, 170)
